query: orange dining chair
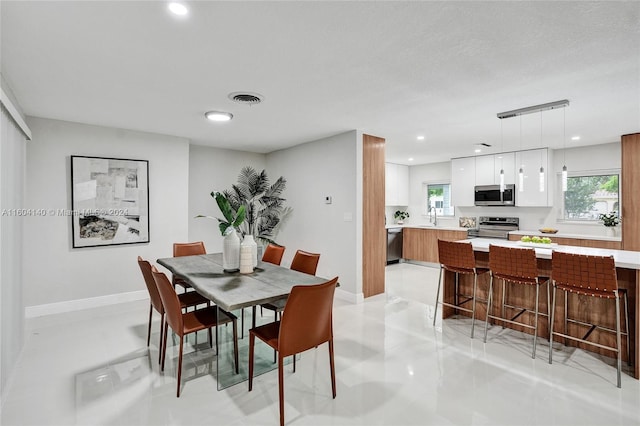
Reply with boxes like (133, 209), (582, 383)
(483, 245), (550, 359)
(172, 241), (207, 291)
(549, 251), (630, 388)
(433, 239), (490, 338)
(137, 256), (211, 363)
(262, 243), (286, 266)
(151, 266), (239, 397)
(260, 249), (320, 323)
(248, 277), (339, 426)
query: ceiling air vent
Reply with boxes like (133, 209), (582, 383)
(228, 92), (264, 105)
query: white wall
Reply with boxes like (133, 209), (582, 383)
(23, 117), (190, 309)
(407, 143), (621, 236)
(266, 131), (360, 300)
(0, 101), (27, 397)
(188, 144), (266, 252)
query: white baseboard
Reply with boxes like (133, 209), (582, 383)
(25, 290), (148, 318)
(335, 287), (363, 304)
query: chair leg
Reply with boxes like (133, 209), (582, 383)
(470, 273), (478, 338)
(293, 354), (296, 373)
(158, 313), (165, 364)
(329, 339), (337, 399)
(432, 266), (444, 327)
(623, 291), (631, 366)
(241, 308), (245, 339)
(248, 332), (255, 391)
(252, 306), (257, 330)
(177, 335), (184, 397)
(161, 321), (169, 371)
(483, 275), (494, 343)
(532, 283), (540, 359)
(615, 293), (622, 388)
(549, 286), (557, 364)
(564, 290), (569, 346)
(501, 279), (506, 328)
(208, 327), (213, 348)
(278, 354), (285, 426)
(147, 304), (153, 346)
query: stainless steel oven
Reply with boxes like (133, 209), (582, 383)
(467, 216), (519, 239)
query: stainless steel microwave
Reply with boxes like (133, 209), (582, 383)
(474, 184), (515, 206)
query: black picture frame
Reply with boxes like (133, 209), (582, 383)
(70, 155), (150, 248)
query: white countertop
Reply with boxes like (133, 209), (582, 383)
(465, 237), (640, 270)
(386, 224), (469, 232)
(510, 229), (621, 242)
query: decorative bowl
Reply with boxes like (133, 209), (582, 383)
(538, 228), (558, 234)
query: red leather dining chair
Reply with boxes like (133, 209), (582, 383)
(172, 241), (207, 291)
(137, 256), (211, 363)
(262, 243), (286, 266)
(151, 266), (239, 397)
(261, 250), (320, 322)
(248, 277), (339, 426)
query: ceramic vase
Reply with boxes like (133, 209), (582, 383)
(222, 228), (240, 271)
(239, 244), (253, 274)
(242, 234), (258, 268)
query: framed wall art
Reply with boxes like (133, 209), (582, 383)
(70, 155), (149, 248)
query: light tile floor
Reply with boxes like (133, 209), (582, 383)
(2, 262), (639, 425)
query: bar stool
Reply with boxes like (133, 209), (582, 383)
(483, 244), (550, 358)
(549, 251), (630, 388)
(433, 239), (490, 338)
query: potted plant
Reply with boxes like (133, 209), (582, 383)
(599, 212), (620, 227)
(394, 210), (409, 224)
(197, 191), (246, 271)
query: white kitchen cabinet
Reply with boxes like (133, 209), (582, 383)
(475, 155), (495, 185)
(450, 156), (476, 206)
(385, 163), (409, 206)
(494, 152), (515, 186)
(515, 148), (551, 206)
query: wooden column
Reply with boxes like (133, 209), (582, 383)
(362, 134), (386, 298)
(621, 132), (640, 377)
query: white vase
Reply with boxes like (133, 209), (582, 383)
(241, 234), (258, 268)
(607, 226), (619, 238)
(239, 244), (253, 274)
(222, 228), (240, 271)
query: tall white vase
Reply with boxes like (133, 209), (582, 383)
(242, 234), (258, 268)
(223, 228), (240, 271)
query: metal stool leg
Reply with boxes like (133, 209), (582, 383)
(548, 286), (557, 364)
(532, 282), (540, 359)
(433, 266), (444, 327)
(483, 274), (494, 343)
(623, 291), (631, 366)
(470, 273), (478, 338)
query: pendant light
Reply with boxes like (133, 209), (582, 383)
(539, 112), (545, 192)
(518, 116), (524, 192)
(500, 120), (505, 192)
(562, 108), (568, 192)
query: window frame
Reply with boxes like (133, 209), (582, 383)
(422, 181), (455, 217)
(557, 168), (620, 224)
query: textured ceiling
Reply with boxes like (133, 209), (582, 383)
(1, 1), (639, 164)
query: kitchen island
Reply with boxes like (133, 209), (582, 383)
(441, 238), (639, 379)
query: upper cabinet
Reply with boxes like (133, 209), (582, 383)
(515, 148), (551, 206)
(451, 149), (550, 207)
(450, 156), (476, 206)
(385, 162), (409, 206)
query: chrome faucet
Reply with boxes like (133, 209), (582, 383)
(429, 207), (438, 226)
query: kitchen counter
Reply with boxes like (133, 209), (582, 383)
(510, 229), (621, 243)
(385, 224), (469, 232)
(465, 237), (640, 269)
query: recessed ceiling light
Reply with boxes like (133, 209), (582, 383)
(408, 158), (414, 162)
(205, 111), (233, 122)
(571, 136), (581, 141)
(416, 136), (425, 140)
(168, 2), (188, 16)
(474, 149), (482, 153)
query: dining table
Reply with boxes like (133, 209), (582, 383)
(157, 252), (329, 390)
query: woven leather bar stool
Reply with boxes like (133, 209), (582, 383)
(549, 251), (629, 388)
(433, 239), (489, 338)
(483, 245), (550, 358)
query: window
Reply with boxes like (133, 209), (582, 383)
(424, 183), (454, 216)
(562, 172), (619, 221)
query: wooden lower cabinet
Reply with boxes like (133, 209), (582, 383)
(403, 228), (468, 263)
(508, 234), (622, 250)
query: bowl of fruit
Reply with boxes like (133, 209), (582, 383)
(538, 228), (558, 234)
